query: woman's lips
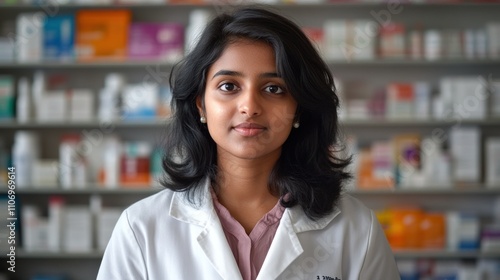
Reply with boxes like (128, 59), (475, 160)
(233, 123), (266, 137)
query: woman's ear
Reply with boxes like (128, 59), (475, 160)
(293, 107), (301, 122)
(196, 95), (204, 115)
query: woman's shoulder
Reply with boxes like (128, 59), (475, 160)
(334, 193), (378, 229)
(287, 192), (376, 233)
(122, 187), (211, 226)
(338, 193), (372, 215)
(123, 188), (176, 222)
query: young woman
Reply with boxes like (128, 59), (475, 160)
(97, 7), (400, 280)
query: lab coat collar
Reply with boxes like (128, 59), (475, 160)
(168, 177), (342, 280)
(287, 202), (341, 233)
(168, 176), (214, 227)
(168, 176), (341, 232)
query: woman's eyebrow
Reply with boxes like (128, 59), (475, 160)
(212, 70), (242, 80)
(211, 70), (280, 80)
(260, 72), (280, 78)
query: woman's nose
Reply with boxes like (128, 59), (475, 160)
(239, 88), (262, 117)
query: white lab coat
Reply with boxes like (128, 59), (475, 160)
(97, 179), (400, 280)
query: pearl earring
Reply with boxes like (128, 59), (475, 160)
(293, 121), (300, 128)
(200, 116), (207, 123)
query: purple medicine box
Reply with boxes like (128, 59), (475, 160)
(128, 23), (184, 62)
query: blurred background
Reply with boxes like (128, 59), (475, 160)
(0, 0), (500, 279)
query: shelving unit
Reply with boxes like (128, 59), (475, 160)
(16, 186), (159, 195)
(0, 119), (171, 129)
(14, 249), (500, 259)
(394, 250), (500, 259)
(1, 1), (500, 280)
(2, 59), (500, 69)
(1, 118), (500, 129)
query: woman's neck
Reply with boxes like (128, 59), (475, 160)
(214, 150), (281, 233)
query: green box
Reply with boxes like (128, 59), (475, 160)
(0, 96), (14, 119)
(0, 76), (14, 119)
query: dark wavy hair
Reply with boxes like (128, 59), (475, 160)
(161, 7), (351, 220)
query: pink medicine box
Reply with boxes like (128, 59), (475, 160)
(128, 23), (184, 62)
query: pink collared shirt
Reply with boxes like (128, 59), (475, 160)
(212, 193), (285, 280)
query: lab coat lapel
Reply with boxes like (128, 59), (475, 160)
(196, 214), (243, 280)
(256, 208), (304, 280)
(257, 205), (341, 280)
(169, 178), (242, 280)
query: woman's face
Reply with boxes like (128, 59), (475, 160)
(198, 39), (298, 161)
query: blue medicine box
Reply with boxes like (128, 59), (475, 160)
(43, 15), (75, 61)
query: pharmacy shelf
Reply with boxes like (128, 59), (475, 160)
(14, 250), (103, 259)
(328, 59), (500, 66)
(0, 60), (172, 69)
(0, 119), (170, 129)
(1, 59), (500, 69)
(0, 2), (499, 10)
(1, 4), (499, 278)
(8, 249), (500, 260)
(393, 250), (500, 259)
(15, 187), (161, 195)
(13, 186), (500, 196)
(350, 187), (500, 196)
(340, 118), (500, 127)
(1, 118), (499, 129)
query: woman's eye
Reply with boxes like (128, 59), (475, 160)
(218, 83), (239, 92)
(265, 85), (285, 94)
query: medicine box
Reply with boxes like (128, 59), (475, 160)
(63, 206), (92, 252)
(486, 138), (500, 187)
(379, 22), (406, 59)
(122, 84), (158, 120)
(76, 9), (131, 61)
(43, 15), (75, 61)
(386, 83), (414, 119)
(16, 12), (44, 62)
(38, 91), (67, 122)
(0, 38), (14, 62)
(128, 23), (184, 62)
(97, 208), (122, 251)
(0, 76), (14, 119)
(69, 89), (94, 121)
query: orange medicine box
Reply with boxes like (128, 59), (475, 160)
(387, 208), (424, 249)
(76, 10), (131, 61)
(420, 213), (445, 249)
